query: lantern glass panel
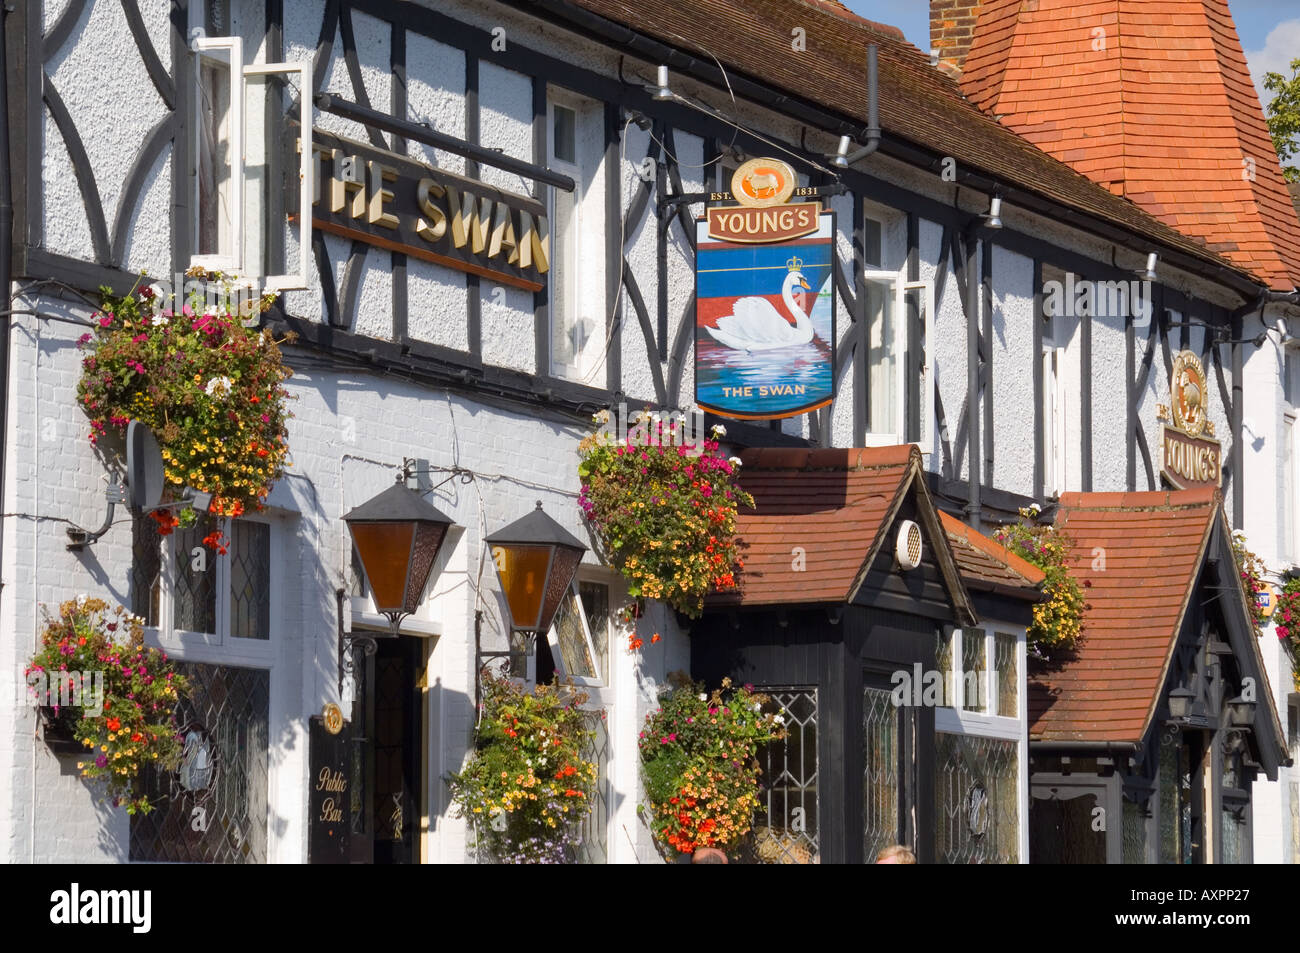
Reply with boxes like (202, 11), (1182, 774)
(404, 522), (448, 613)
(492, 544), (553, 631)
(350, 522), (416, 613)
(539, 546), (584, 637)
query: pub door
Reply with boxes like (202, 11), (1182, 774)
(351, 635), (424, 864)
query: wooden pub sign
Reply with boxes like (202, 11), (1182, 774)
(307, 127), (550, 292)
(308, 704), (351, 864)
(1158, 350), (1222, 490)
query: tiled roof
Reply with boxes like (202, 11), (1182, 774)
(560, 0), (1253, 283)
(710, 445), (968, 613)
(960, 0), (1300, 290)
(939, 510), (1045, 597)
(1028, 488), (1218, 745)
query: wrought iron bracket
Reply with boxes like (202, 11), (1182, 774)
(338, 631), (378, 698)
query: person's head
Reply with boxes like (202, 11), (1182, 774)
(691, 847), (728, 864)
(874, 844), (916, 864)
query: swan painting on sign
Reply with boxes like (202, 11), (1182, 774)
(695, 211), (835, 419)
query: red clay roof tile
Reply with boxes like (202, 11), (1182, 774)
(1028, 489), (1220, 744)
(961, 0), (1300, 289)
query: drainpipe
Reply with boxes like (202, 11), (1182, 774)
(965, 233), (980, 530)
(0, 2), (14, 612)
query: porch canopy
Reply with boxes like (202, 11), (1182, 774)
(1028, 489), (1288, 773)
(707, 445), (976, 622)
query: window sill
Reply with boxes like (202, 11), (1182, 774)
(936, 707), (1023, 739)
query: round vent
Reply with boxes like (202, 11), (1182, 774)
(896, 520), (923, 571)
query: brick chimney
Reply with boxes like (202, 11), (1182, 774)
(930, 1), (988, 78)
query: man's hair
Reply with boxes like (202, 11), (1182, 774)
(691, 847), (729, 864)
(875, 844), (917, 864)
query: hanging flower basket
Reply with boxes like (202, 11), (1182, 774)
(578, 412), (753, 618)
(1231, 532), (1267, 634)
(993, 508), (1086, 656)
(639, 676), (784, 858)
(25, 598), (190, 814)
(76, 270), (294, 533)
(1273, 578), (1300, 691)
(447, 674), (598, 863)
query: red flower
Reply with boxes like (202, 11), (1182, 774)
(106, 717), (121, 732)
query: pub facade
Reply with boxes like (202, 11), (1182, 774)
(1, 0), (1297, 863)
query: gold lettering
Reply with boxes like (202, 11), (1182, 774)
(311, 143), (331, 206)
(446, 187), (493, 253)
(517, 210), (549, 273)
(367, 161), (399, 229)
(780, 209), (794, 230)
(328, 150), (366, 216)
(488, 202), (518, 260)
(316, 766), (347, 793)
(319, 797), (344, 823)
(416, 178), (447, 242)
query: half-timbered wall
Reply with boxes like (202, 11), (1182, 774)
(3, 0), (1290, 862)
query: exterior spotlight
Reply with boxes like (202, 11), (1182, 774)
(1145, 252), (1158, 280)
(652, 65), (672, 101)
(832, 135), (851, 168)
(986, 195), (1003, 229)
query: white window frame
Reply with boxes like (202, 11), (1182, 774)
(546, 90), (603, 385)
(935, 623), (1029, 863)
(541, 581), (605, 692)
(190, 36), (311, 290)
(1043, 316), (1067, 496)
(242, 61), (313, 293)
(861, 269), (934, 452)
(143, 513), (280, 669)
(191, 35), (244, 274)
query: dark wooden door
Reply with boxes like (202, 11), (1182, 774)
(371, 636), (422, 864)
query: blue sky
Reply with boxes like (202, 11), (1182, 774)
(842, 1), (1300, 109)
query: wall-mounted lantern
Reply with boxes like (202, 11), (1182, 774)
(1167, 686), (1196, 721)
(343, 478), (456, 637)
(485, 501), (586, 638)
(1226, 694), (1256, 729)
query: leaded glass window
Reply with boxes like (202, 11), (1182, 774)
(936, 628), (954, 708)
(1158, 725), (1182, 864)
(863, 687), (901, 862)
(549, 586), (598, 680)
(1122, 796), (1149, 864)
(935, 733), (1018, 864)
(1029, 791), (1105, 863)
(961, 629), (986, 712)
(129, 664), (270, 863)
(229, 521), (270, 640)
(577, 709), (610, 864)
(174, 514), (217, 634)
(739, 688), (819, 864)
(994, 632), (1017, 717)
(579, 581), (609, 682)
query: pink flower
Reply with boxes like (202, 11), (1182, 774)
(98, 316), (112, 328)
(132, 333), (147, 343)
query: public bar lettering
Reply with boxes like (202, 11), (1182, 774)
(307, 127), (549, 293)
(308, 716), (351, 863)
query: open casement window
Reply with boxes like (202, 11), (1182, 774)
(547, 92), (604, 385)
(862, 270), (934, 452)
(543, 581), (607, 690)
(192, 36), (311, 290)
(132, 512), (277, 667)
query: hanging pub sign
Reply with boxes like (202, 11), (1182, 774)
(695, 159), (835, 420)
(1157, 350), (1221, 489)
(306, 126), (549, 293)
(308, 712), (351, 864)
